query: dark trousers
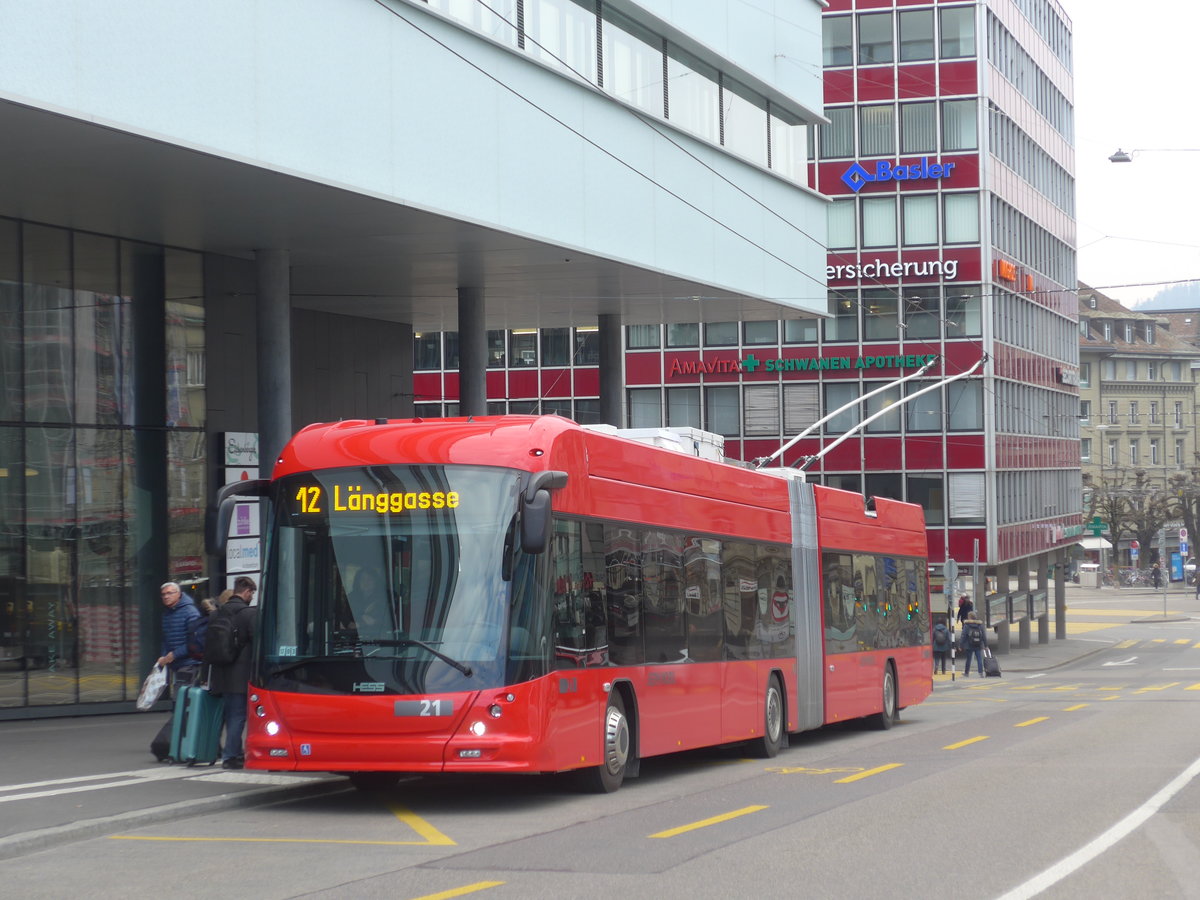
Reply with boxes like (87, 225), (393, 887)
(962, 647), (984, 675)
(933, 650), (948, 673)
(223, 692), (248, 761)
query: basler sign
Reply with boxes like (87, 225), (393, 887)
(841, 157), (955, 192)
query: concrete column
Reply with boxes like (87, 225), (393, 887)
(131, 246), (167, 672)
(598, 313), (624, 426)
(255, 250), (292, 473)
(1055, 547), (1068, 640)
(394, 322), (415, 418)
(989, 564), (1009, 629)
(458, 287), (486, 416)
(995, 620), (1011, 655)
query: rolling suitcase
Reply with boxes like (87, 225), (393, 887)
(169, 685), (224, 765)
(983, 647), (1001, 678)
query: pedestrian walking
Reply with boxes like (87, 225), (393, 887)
(156, 582), (201, 696)
(956, 594), (974, 625)
(1151, 564), (1162, 589)
(206, 576), (257, 770)
(960, 611), (986, 677)
(931, 620), (951, 674)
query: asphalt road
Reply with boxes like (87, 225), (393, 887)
(3, 583), (1199, 899)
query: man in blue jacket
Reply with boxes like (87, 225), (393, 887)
(156, 582), (201, 695)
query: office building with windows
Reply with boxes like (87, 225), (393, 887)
(1078, 285), (1200, 567)
(417, 0), (1083, 603)
(0, 0), (828, 714)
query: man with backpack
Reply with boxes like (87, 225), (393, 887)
(959, 610), (986, 677)
(931, 619), (952, 674)
(206, 576), (257, 769)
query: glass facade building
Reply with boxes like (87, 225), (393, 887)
(0, 220), (206, 709)
(0, 0), (828, 713)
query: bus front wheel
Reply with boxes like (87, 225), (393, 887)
(751, 675), (784, 758)
(579, 692), (630, 793)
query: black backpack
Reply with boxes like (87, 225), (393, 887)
(933, 625), (950, 650)
(204, 607), (243, 665)
(967, 624), (983, 648)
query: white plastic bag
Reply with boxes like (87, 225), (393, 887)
(136, 664), (168, 711)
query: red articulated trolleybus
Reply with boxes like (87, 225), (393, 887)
(213, 415), (931, 792)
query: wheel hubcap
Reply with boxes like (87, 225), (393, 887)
(766, 686), (782, 741)
(603, 706), (629, 774)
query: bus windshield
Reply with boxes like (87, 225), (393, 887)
(259, 464), (544, 695)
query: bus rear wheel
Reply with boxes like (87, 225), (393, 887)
(870, 665), (897, 730)
(750, 675), (784, 758)
(579, 692), (630, 793)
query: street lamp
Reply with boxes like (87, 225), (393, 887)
(1109, 148), (1200, 163)
(1090, 422), (1113, 583)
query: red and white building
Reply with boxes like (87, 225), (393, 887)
(416, 0), (1081, 596)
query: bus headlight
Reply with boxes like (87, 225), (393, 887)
(469, 720), (487, 736)
(266, 720), (281, 736)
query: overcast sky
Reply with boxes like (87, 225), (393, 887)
(1067, 1), (1200, 307)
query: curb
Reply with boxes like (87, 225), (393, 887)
(0, 777), (349, 861)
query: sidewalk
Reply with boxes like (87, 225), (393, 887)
(0, 712), (346, 860)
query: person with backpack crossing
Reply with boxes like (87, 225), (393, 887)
(206, 576), (257, 770)
(931, 619), (952, 674)
(959, 611), (986, 677)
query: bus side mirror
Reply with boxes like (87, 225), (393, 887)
(520, 470), (568, 554)
(206, 478), (270, 555)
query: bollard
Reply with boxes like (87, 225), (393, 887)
(1037, 612), (1050, 644)
(1018, 616), (1031, 649)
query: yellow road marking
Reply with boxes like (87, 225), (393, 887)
(1175, 639), (1192, 645)
(112, 802), (455, 847)
(834, 763), (903, 783)
(1151, 639), (1166, 644)
(1186, 684), (1200, 691)
(111, 835), (437, 845)
(1193, 642), (1200, 650)
(1098, 685), (1122, 691)
(1069, 608), (1181, 617)
(1134, 682), (1182, 694)
(1101, 695), (1120, 701)
(390, 804), (456, 845)
(767, 766), (863, 776)
(649, 805), (767, 838)
(1065, 623), (1120, 635)
(1063, 704), (1089, 711)
(1015, 717), (1049, 727)
(944, 736), (988, 750)
(410, 883), (505, 900)
(1114, 639), (1138, 649)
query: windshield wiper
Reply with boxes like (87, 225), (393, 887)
(358, 638), (474, 677)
